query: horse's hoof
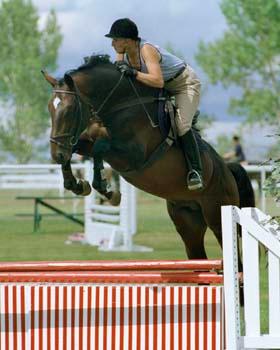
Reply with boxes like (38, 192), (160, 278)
(79, 180), (92, 196)
(109, 191), (121, 206)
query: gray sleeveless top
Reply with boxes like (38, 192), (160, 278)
(124, 39), (186, 81)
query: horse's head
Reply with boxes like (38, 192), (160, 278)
(42, 70), (88, 165)
(42, 54), (160, 166)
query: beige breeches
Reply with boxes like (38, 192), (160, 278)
(165, 66), (201, 136)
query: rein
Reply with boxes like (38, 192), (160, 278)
(50, 72), (167, 150)
(127, 77), (158, 128)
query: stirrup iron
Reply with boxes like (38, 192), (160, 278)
(187, 170), (203, 190)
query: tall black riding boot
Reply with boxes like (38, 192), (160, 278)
(180, 129), (203, 190)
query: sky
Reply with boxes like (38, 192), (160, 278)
(34, 0), (241, 122)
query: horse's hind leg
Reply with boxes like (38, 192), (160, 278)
(201, 200), (243, 270)
(167, 200), (208, 259)
(200, 200), (228, 256)
(201, 200), (244, 303)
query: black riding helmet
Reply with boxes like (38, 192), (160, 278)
(105, 18), (140, 40)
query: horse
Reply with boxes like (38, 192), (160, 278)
(42, 54), (255, 260)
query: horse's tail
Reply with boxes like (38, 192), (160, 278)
(227, 162), (255, 208)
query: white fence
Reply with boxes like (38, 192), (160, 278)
(84, 162), (151, 252)
(0, 164), (65, 195)
(0, 164), (272, 210)
(244, 165), (273, 211)
(0, 163), (140, 250)
(222, 205), (280, 349)
(0, 164), (87, 196)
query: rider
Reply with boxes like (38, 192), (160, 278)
(105, 18), (203, 190)
(223, 135), (248, 166)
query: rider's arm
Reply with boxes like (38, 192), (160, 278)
(135, 44), (164, 88)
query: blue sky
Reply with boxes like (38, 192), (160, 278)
(36, 0), (240, 121)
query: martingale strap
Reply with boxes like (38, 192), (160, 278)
(120, 129), (175, 176)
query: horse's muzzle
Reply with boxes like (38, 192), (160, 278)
(55, 152), (66, 164)
(51, 149), (71, 165)
(50, 140), (71, 165)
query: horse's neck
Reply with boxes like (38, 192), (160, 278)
(76, 66), (157, 112)
(75, 67), (164, 172)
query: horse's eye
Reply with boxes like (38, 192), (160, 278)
(53, 96), (61, 109)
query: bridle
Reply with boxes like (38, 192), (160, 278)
(50, 90), (85, 150)
(50, 71), (163, 151)
(50, 73), (125, 150)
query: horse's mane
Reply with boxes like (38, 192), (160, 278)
(59, 54), (113, 84)
(76, 54), (112, 72)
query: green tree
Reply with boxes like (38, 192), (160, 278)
(0, 0), (62, 163)
(195, 0), (280, 204)
(264, 135), (280, 203)
(195, 0), (280, 124)
(213, 134), (233, 157)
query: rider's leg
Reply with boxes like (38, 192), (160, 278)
(165, 67), (203, 190)
(179, 129), (203, 190)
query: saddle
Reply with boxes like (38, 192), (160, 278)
(156, 89), (200, 145)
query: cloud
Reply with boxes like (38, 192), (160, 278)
(33, 0), (79, 13)
(34, 0), (227, 68)
(33, 0), (235, 120)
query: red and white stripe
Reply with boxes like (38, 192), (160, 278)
(0, 284), (224, 350)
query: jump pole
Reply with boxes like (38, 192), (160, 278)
(0, 259), (224, 350)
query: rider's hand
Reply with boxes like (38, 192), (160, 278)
(114, 61), (138, 77)
(114, 60), (126, 68)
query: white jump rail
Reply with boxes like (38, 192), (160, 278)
(222, 205), (280, 350)
(0, 164), (86, 196)
(0, 259), (224, 350)
(244, 165), (273, 212)
(0, 163), (139, 249)
(84, 162), (149, 252)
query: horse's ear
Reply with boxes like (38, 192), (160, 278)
(64, 73), (75, 90)
(41, 70), (58, 87)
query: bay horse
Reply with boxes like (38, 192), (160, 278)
(42, 54), (255, 260)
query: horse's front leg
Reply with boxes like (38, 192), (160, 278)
(61, 160), (91, 196)
(92, 156), (121, 206)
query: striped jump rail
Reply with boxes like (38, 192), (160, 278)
(0, 259), (225, 350)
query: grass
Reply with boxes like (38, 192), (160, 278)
(0, 187), (279, 334)
(0, 188), (223, 261)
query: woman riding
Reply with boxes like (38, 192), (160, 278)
(105, 18), (203, 190)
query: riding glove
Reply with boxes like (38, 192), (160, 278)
(115, 61), (138, 77)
